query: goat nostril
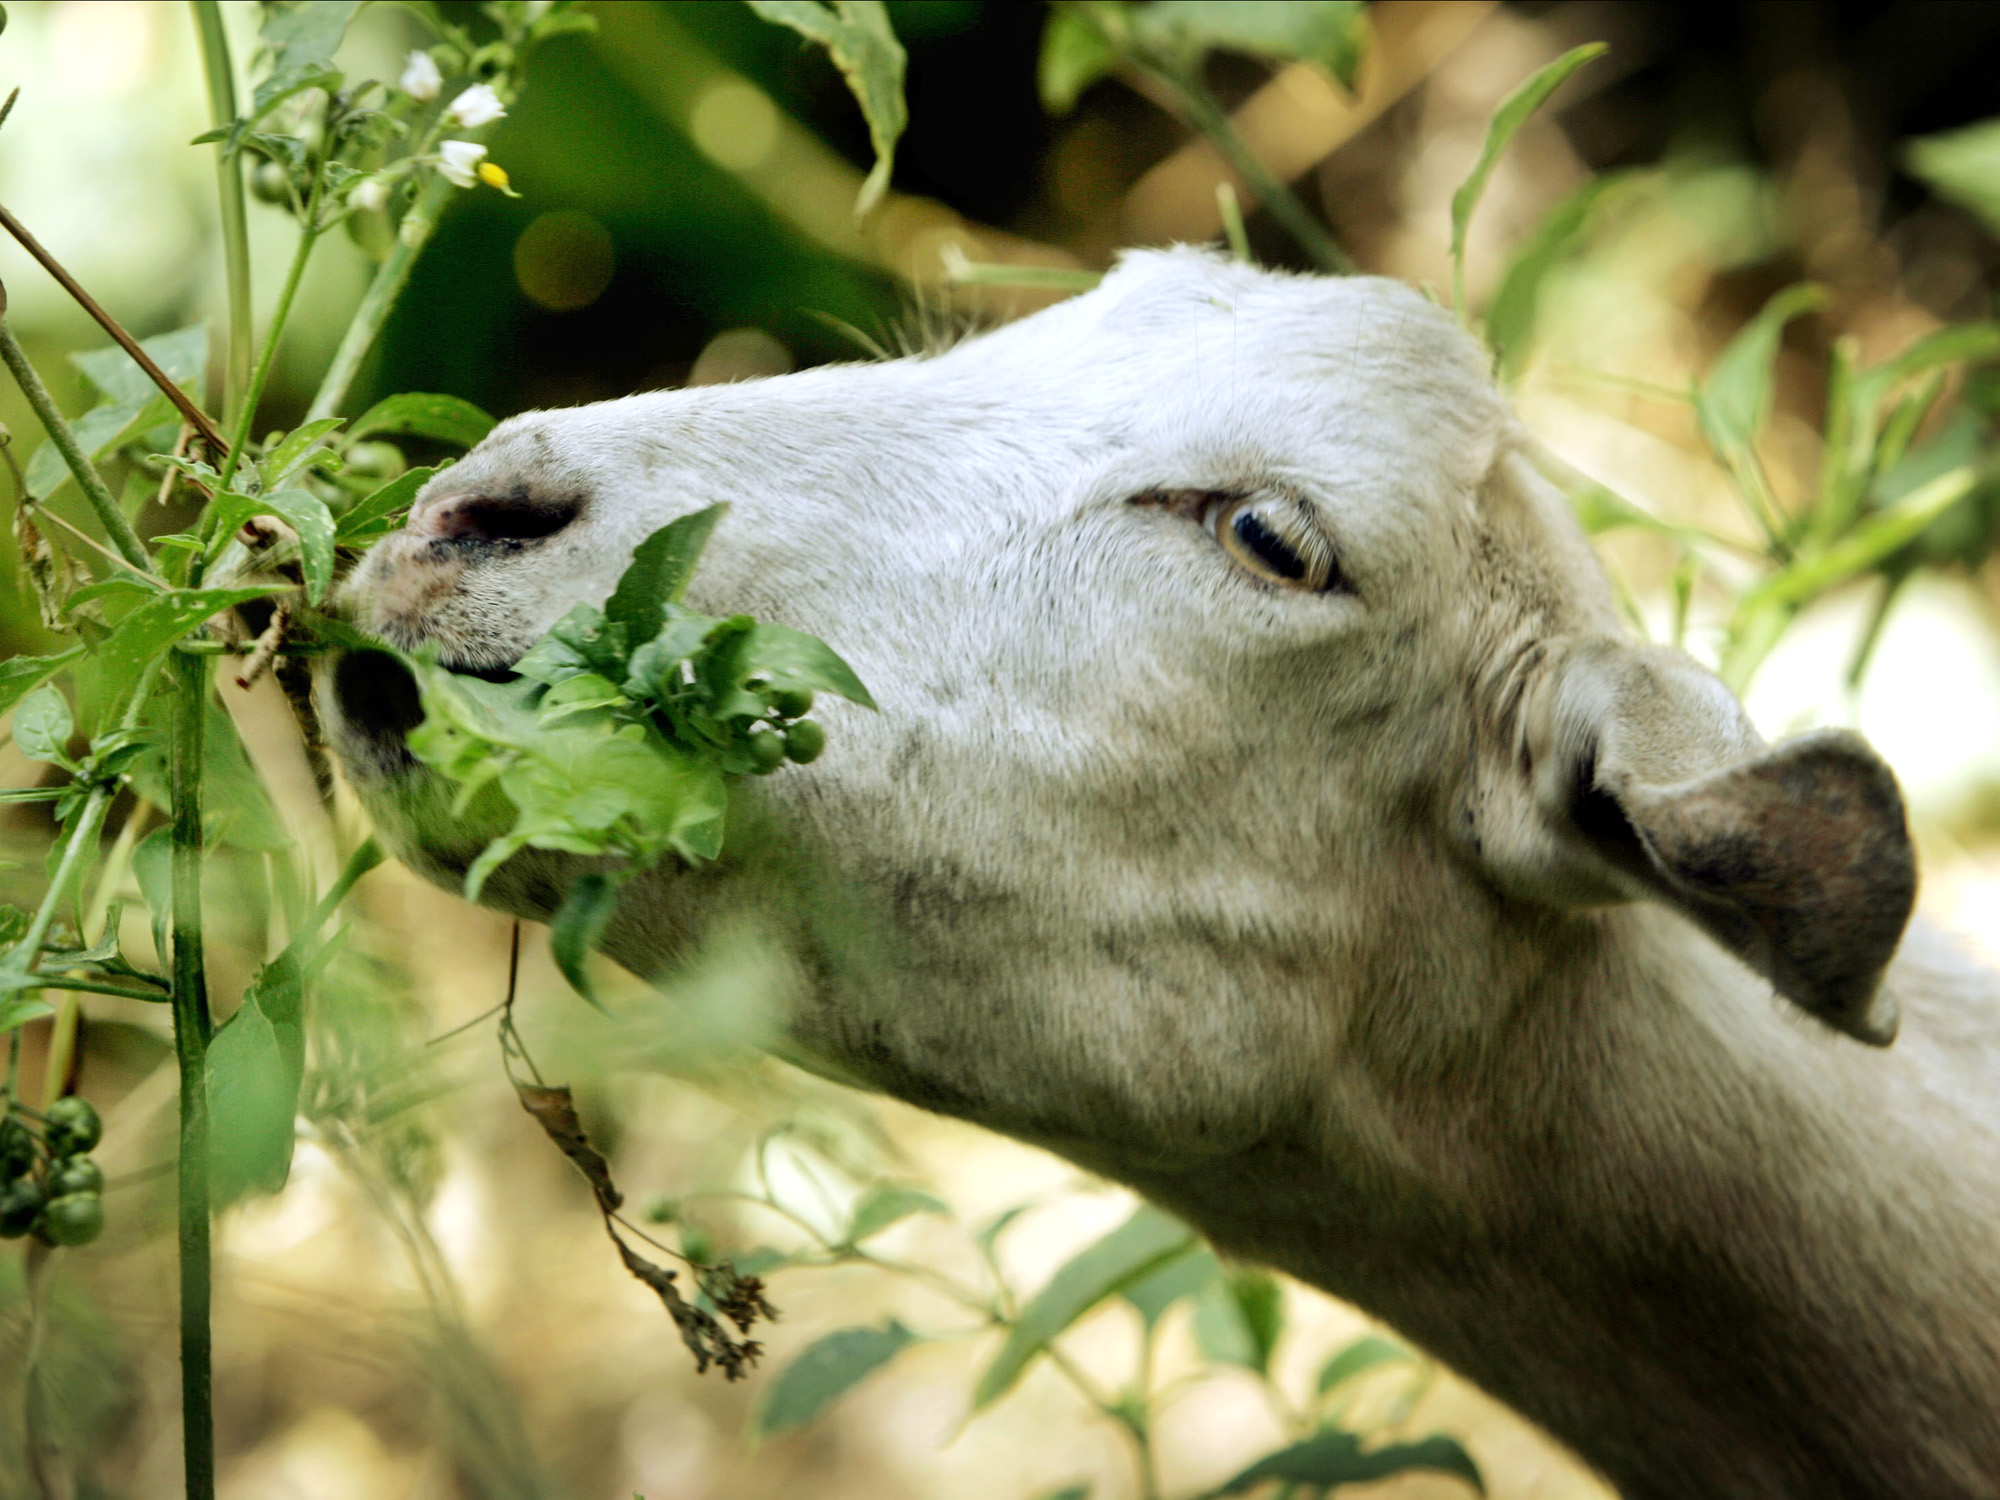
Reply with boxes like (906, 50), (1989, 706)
(416, 491), (582, 544)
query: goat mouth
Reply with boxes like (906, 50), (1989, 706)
(330, 648), (426, 746)
(328, 648), (523, 747)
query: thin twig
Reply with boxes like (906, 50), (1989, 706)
(0, 205), (225, 452)
(425, 998), (510, 1046)
(154, 424), (194, 509)
(235, 601), (291, 689)
(25, 502), (159, 582)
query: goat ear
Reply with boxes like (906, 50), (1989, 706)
(1503, 640), (1917, 1045)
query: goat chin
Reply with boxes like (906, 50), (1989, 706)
(321, 247), (2000, 1499)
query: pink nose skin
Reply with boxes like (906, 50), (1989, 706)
(405, 490), (581, 544)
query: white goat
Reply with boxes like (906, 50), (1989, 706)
(323, 249), (2000, 1498)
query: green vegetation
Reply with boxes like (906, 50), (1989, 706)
(1, 3), (1997, 1498)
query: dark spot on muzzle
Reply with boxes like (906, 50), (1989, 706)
(333, 649), (424, 741)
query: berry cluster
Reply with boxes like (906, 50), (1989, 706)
(741, 684), (825, 774)
(0, 1096), (106, 1247)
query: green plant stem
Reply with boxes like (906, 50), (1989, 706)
(169, 647), (214, 1500)
(4, 663), (167, 978)
(1144, 63), (1353, 275)
(173, 638), (324, 656)
(214, 170), (329, 498)
(1216, 180), (1251, 262)
(192, 0), (252, 434)
(306, 172), (454, 424)
(0, 320), (151, 570)
(39, 802), (156, 1105)
(30, 977), (171, 1003)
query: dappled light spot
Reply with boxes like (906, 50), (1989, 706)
(689, 76), (781, 173)
(689, 327), (794, 385)
(513, 210), (616, 313)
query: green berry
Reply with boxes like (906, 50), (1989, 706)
(768, 686), (813, 721)
(0, 1118), (33, 1179)
(50, 1157), (104, 1198)
(44, 1097), (102, 1156)
(746, 730), (787, 775)
(783, 719), (826, 764)
(0, 1177), (43, 1238)
(250, 159), (291, 205)
(39, 1192), (103, 1248)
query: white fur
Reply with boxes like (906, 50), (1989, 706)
(325, 250), (2000, 1497)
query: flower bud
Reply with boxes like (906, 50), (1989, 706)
(401, 50), (443, 102)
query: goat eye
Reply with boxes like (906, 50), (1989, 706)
(1207, 496), (1343, 592)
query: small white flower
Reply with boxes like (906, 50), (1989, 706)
(437, 140), (488, 189)
(400, 49), (442, 102)
(348, 177), (388, 212)
(445, 83), (506, 129)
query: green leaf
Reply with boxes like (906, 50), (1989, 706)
(207, 842), (379, 1205)
(1191, 1267), (1284, 1371)
(1854, 322), (2000, 405)
(1741, 464), (1978, 612)
(973, 1204), (1194, 1410)
(1122, 1243), (1222, 1330)
(846, 1185), (949, 1242)
(739, 623), (876, 709)
(1212, 1429), (1483, 1496)
(0, 647), (83, 721)
(259, 417), (345, 490)
(66, 577), (160, 613)
(754, 1320), (919, 1440)
(89, 588), (274, 714)
(604, 504), (728, 648)
(12, 684), (73, 765)
(1315, 1334), (1410, 1395)
(1131, 1), (1368, 88)
(208, 949), (308, 1205)
(1486, 174), (1622, 382)
(1696, 282), (1827, 464)
(25, 325), (208, 498)
(1039, 7), (1118, 114)
(747, 1), (907, 215)
(251, 0), (362, 120)
(209, 488), (338, 602)
(1449, 43), (1606, 312)
(1192, 1279), (1259, 1368)
(1905, 116), (2000, 239)
(1037, 1488), (1091, 1500)
(1229, 1269), (1284, 1369)
(549, 871), (621, 1008)
(133, 826), (172, 969)
(346, 392), (497, 449)
(537, 672), (628, 721)
(72, 323), (209, 408)
(337, 465), (439, 544)
(0, 989), (53, 1038)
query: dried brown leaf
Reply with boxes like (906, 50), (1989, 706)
(514, 1081), (623, 1212)
(613, 1233), (764, 1380)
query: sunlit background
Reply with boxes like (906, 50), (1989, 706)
(3, 2), (2000, 1497)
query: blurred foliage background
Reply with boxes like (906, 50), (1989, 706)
(3, 2), (2000, 1498)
